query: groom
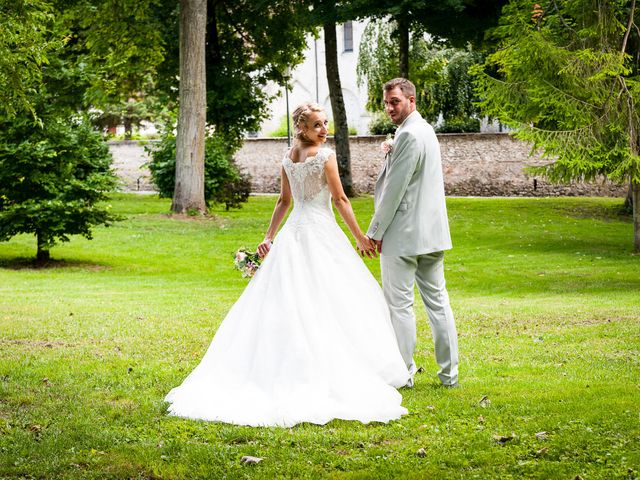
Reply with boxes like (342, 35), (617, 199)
(366, 78), (459, 388)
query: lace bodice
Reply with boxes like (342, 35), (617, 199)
(282, 147), (333, 213)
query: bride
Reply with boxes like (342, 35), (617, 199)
(165, 102), (409, 427)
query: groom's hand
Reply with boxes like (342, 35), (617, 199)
(371, 238), (383, 254)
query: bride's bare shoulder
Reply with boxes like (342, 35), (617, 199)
(288, 146), (302, 163)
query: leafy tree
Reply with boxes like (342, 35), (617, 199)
(306, 1), (355, 196)
(0, 2), (144, 262)
(91, 89), (168, 139)
(152, 1), (310, 146)
(348, 0), (506, 78)
(55, 0), (166, 109)
(144, 1), (312, 205)
(357, 19), (482, 131)
(0, 0), (61, 118)
(472, 0), (640, 252)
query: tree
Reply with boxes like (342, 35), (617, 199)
(0, 44), (119, 262)
(0, 0), (61, 118)
(172, 0), (207, 215)
(148, 1), (312, 203)
(324, 21), (354, 196)
(91, 89), (167, 139)
(473, 0), (640, 252)
(153, 1), (310, 146)
(357, 19), (482, 132)
(0, 0), (168, 261)
(306, 1), (356, 195)
(0, 113), (118, 263)
(347, 0), (506, 79)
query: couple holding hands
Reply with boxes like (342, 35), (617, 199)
(165, 78), (459, 427)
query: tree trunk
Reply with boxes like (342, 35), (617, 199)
(633, 181), (639, 253)
(123, 116), (132, 140)
(323, 22), (354, 197)
(172, 0), (207, 215)
(36, 232), (50, 264)
(397, 17), (410, 79)
(624, 179), (633, 212)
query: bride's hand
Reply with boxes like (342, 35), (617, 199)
(257, 239), (272, 258)
(356, 236), (377, 259)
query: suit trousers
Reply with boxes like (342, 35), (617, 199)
(380, 251), (458, 386)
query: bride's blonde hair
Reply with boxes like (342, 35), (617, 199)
(292, 102), (324, 144)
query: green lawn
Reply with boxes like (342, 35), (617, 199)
(1, 194), (638, 479)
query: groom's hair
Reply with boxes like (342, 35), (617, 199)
(384, 78), (416, 98)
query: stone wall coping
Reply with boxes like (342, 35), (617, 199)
(105, 132), (515, 147)
(242, 133), (514, 142)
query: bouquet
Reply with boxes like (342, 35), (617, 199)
(234, 248), (261, 278)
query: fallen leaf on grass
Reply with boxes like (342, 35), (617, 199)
(29, 424), (42, 433)
(535, 447), (549, 457)
(416, 448), (427, 457)
(493, 433), (516, 444)
(241, 456), (263, 465)
(535, 431), (548, 440)
(479, 395), (491, 408)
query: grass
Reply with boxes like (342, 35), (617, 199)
(0, 194), (638, 479)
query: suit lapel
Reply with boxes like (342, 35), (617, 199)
(375, 111), (422, 199)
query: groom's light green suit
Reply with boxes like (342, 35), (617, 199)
(367, 110), (459, 386)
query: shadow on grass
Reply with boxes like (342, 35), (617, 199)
(558, 202), (633, 223)
(0, 257), (111, 271)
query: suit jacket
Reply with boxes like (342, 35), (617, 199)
(367, 111), (452, 256)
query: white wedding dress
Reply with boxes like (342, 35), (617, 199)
(165, 147), (409, 427)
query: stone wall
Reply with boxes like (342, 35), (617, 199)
(108, 135), (627, 197)
(109, 141), (155, 192)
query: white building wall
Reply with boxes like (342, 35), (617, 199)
(258, 21), (372, 137)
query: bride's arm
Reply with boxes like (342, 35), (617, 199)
(257, 167), (292, 258)
(325, 154), (376, 258)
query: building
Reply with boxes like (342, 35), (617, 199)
(258, 21), (372, 137)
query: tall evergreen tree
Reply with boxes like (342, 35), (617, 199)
(473, 0), (640, 251)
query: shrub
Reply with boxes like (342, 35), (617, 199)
(146, 132), (251, 211)
(368, 112), (397, 135)
(435, 117), (481, 133)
